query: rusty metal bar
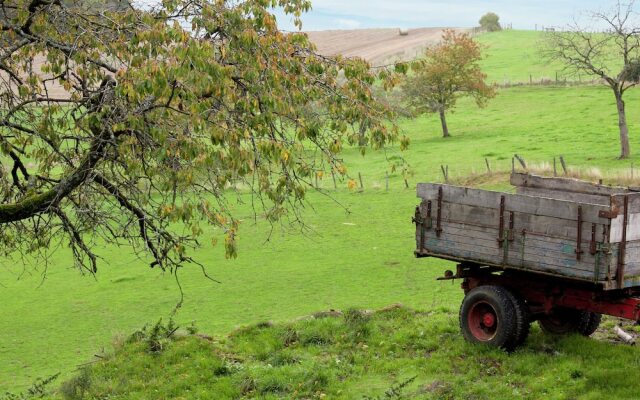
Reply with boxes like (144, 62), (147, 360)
(507, 211), (515, 242)
(575, 206), (584, 261)
(589, 223), (597, 255)
(617, 195), (629, 289)
(497, 195), (505, 248)
(417, 205), (426, 251)
(436, 187), (443, 237)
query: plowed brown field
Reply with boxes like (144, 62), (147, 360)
(306, 27), (466, 66)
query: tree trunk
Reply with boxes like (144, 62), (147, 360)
(614, 90), (631, 159)
(439, 108), (450, 138)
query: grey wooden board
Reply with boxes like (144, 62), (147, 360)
(516, 187), (611, 206)
(419, 235), (601, 281)
(417, 183), (611, 225)
(610, 213), (640, 242)
(416, 221), (611, 280)
(420, 228), (604, 275)
(611, 193), (640, 214)
(510, 172), (629, 196)
(424, 201), (609, 243)
(427, 220), (604, 260)
(617, 243), (640, 277)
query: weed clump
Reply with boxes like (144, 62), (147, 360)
(0, 374), (59, 400)
(343, 308), (372, 339)
(59, 368), (91, 400)
(127, 318), (179, 354)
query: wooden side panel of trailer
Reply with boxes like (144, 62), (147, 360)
(416, 183), (618, 287)
(509, 173), (640, 288)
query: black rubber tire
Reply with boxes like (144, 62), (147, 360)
(539, 308), (601, 336)
(459, 286), (518, 350)
(503, 289), (531, 348)
(577, 312), (602, 337)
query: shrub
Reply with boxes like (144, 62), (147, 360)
(479, 12), (502, 32)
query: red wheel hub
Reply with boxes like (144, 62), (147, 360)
(467, 301), (499, 341)
(482, 312), (496, 327)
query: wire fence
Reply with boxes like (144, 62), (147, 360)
(339, 154), (640, 193)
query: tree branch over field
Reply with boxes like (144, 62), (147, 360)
(0, 0), (407, 274)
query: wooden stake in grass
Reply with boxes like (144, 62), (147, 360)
(358, 172), (364, 189)
(553, 157), (557, 177)
(404, 177), (409, 189)
(441, 165), (449, 183)
(560, 156), (568, 175)
(514, 154), (527, 169)
(485, 158), (491, 174)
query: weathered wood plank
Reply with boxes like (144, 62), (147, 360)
(610, 213), (640, 242)
(432, 221), (604, 261)
(416, 222), (610, 278)
(611, 193), (640, 214)
(420, 237), (600, 280)
(619, 246), (640, 277)
(421, 200), (608, 242)
(516, 187), (611, 206)
(510, 172), (629, 196)
(417, 183), (610, 225)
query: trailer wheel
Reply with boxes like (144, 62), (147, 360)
(577, 312), (602, 336)
(538, 308), (580, 334)
(459, 286), (518, 350)
(505, 290), (530, 347)
(538, 309), (601, 336)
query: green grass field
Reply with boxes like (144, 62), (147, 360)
(4, 30), (640, 397)
(476, 30), (621, 85)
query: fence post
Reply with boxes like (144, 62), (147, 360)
(514, 154), (527, 169)
(553, 157), (557, 177)
(441, 165), (449, 183)
(560, 156), (568, 175)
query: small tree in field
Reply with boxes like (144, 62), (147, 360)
(401, 30), (495, 138)
(545, 1), (640, 159)
(479, 12), (502, 32)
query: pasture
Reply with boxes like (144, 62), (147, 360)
(4, 30), (640, 396)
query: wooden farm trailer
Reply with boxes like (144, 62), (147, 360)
(413, 172), (640, 350)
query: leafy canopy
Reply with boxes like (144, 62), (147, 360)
(479, 12), (501, 32)
(0, 0), (406, 274)
(401, 30), (495, 117)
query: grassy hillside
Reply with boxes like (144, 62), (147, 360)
(476, 30), (620, 85)
(36, 307), (640, 399)
(4, 31), (640, 395)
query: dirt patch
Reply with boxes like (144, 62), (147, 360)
(306, 27), (467, 67)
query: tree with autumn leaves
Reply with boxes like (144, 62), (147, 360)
(0, 0), (407, 274)
(402, 30), (495, 138)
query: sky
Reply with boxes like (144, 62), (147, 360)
(272, 0), (621, 31)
